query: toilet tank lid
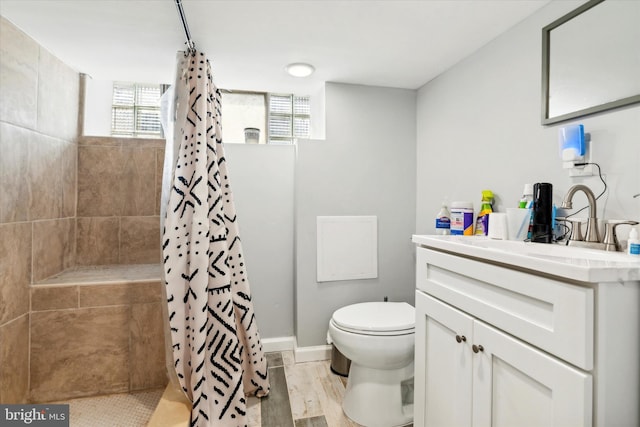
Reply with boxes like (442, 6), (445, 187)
(332, 302), (415, 333)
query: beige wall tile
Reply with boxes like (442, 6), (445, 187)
(79, 136), (164, 149)
(121, 147), (157, 216)
(32, 218), (75, 282)
(120, 216), (160, 264)
(133, 138), (165, 149)
(62, 141), (77, 218)
(37, 47), (79, 142)
(77, 73), (87, 137)
(77, 146), (123, 217)
(31, 286), (78, 311)
(129, 280), (162, 303)
(63, 220), (76, 270)
(79, 283), (129, 307)
(0, 123), (30, 223)
(30, 306), (130, 401)
(0, 314), (29, 403)
(75, 217), (119, 265)
(78, 145), (158, 217)
(79, 136), (122, 147)
(155, 148), (164, 216)
(0, 222), (31, 324)
(0, 17), (38, 129)
(28, 134), (63, 220)
(79, 283), (127, 307)
(130, 302), (167, 391)
(79, 281), (160, 308)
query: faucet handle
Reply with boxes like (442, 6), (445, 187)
(603, 220), (639, 252)
(560, 217), (585, 242)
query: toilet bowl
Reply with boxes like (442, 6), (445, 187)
(328, 302), (415, 427)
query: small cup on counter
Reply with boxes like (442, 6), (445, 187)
(506, 208), (532, 241)
(488, 213), (508, 240)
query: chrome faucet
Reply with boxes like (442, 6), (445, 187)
(560, 185), (600, 243)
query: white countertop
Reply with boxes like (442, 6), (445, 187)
(412, 235), (640, 283)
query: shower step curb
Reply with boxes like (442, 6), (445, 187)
(147, 383), (190, 427)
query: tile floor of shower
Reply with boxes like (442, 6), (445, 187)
(59, 350), (413, 427)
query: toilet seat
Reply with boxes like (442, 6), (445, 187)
(331, 302), (415, 336)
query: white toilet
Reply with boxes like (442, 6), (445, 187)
(328, 301), (415, 427)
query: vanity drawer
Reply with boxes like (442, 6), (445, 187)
(416, 247), (594, 370)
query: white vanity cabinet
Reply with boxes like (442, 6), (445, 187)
(416, 291), (591, 427)
(413, 236), (640, 427)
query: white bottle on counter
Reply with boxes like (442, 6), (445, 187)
(628, 227), (640, 256)
(435, 203), (451, 235)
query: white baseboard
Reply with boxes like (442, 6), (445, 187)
(261, 336), (295, 353)
(261, 336), (332, 362)
(294, 344), (332, 363)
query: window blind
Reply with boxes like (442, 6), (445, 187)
(268, 94), (310, 143)
(112, 83), (162, 137)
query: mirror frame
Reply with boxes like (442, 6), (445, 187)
(541, 0), (640, 125)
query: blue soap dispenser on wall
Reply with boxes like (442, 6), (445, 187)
(559, 124), (585, 169)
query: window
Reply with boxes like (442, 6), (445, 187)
(268, 94), (311, 144)
(110, 85), (310, 142)
(220, 91), (311, 144)
(220, 91), (267, 144)
(112, 82), (162, 137)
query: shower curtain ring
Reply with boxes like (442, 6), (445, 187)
(184, 41), (196, 57)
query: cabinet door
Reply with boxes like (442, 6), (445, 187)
(472, 321), (592, 427)
(415, 291), (474, 427)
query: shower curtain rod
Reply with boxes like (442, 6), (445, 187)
(175, 0), (196, 55)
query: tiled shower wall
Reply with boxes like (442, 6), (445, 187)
(29, 280), (166, 402)
(76, 136), (163, 266)
(1, 16), (166, 404)
(0, 16), (79, 403)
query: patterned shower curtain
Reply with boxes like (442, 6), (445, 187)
(162, 50), (270, 426)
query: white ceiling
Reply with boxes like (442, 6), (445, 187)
(0, 0), (552, 94)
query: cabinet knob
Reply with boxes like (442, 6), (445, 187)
(472, 344), (484, 353)
(455, 335), (467, 343)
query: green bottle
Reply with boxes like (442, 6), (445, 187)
(474, 190), (494, 236)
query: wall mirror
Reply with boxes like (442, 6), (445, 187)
(541, 0), (640, 125)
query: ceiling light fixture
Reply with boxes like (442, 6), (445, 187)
(285, 62), (315, 77)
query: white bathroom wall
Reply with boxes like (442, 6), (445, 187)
(416, 1), (640, 239)
(295, 82), (417, 347)
(83, 77), (113, 136)
(309, 84), (326, 140)
(224, 143), (295, 339)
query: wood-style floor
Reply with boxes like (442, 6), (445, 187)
(248, 351), (413, 427)
(65, 350), (412, 426)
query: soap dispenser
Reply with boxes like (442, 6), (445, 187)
(629, 227), (640, 256)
